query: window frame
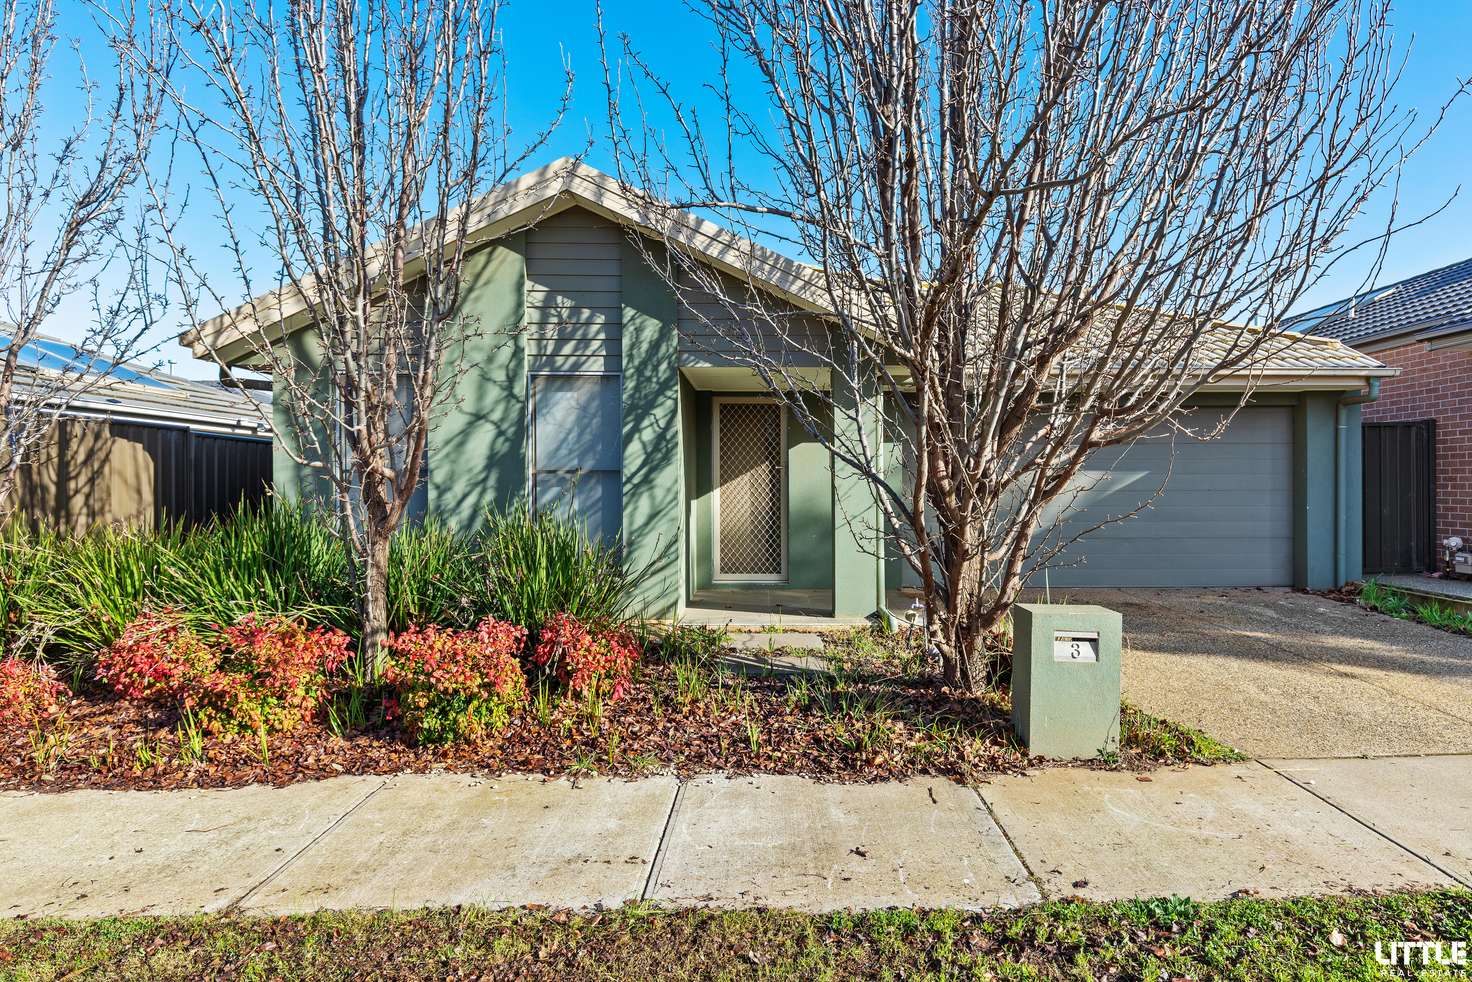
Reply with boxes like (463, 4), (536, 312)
(526, 370), (624, 546)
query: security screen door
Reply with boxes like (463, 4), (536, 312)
(714, 400), (786, 581)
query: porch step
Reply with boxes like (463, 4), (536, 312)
(718, 632), (832, 677)
(724, 632), (826, 652)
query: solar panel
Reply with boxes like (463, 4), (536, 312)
(0, 336), (171, 388)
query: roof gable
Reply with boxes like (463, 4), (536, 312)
(182, 158), (1390, 385)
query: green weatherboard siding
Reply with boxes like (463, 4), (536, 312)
(271, 326), (333, 506)
(832, 359), (883, 618)
(427, 235), (528, 532)
(786, 396), (835, 593)
(620, 242), (682, 618)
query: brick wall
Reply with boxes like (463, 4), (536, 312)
(1363, 340), (1472, 540)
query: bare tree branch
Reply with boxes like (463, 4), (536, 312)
(0, 0), (165, 516)
(115, 0), (576, 666)
(600, 0), (1456, 690)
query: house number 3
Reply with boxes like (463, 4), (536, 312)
(1052, 632), (1099, 663)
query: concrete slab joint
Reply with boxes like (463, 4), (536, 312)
(3, 754), (1467, 919)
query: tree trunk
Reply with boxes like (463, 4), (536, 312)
(362, 525), (392, 677)
(937, 551), (991, 694)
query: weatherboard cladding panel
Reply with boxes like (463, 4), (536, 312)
(525, 209), (623, 374)
(675, 267), (831, 365)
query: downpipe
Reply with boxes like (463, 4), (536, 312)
(1335, 378), (1382, 586)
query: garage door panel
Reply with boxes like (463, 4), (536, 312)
(1056, 488), (1290, 514)
(1042, 534), (1291, 559)
(1037, 407), (1293, 588)
(1051, 520), (1291, 540)
(1087, 445), (1291, 470)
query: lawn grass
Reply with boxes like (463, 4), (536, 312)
(1119, 702), (1246, 765)
(3, 891), (1467, 980)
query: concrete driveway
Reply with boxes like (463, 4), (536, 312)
(1066, 588), (1472, 758)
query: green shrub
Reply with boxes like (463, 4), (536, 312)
(383, 617), (529, 744)
(96, 609), (351, 735)
(480, 502), (631, 636)
(2, 499), (634, 669)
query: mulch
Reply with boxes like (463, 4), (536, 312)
(1, 662), (1033, 794)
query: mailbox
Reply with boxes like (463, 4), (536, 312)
(1010, 604), (1122, 759)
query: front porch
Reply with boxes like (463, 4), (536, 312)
(671, 365), (895, 626)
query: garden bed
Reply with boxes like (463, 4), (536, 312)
(1, 628), (1235, 793)
(1318, 579), (1472, 635)
(1, 507), (1240, 793)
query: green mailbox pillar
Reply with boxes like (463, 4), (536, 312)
(1011, 603), (1123, 759)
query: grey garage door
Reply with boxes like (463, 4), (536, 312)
(1037, 407), (1293, 587)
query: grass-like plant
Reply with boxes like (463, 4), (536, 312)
(3, 499), (637, 685)
(166, 502), (355, 633)
(479, 502), (631, 636)
(387, 521), (482, 631)
(0, 522), (60, 652)
(1358, 579), (1472, 634)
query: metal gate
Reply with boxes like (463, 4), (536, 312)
(1363, 420), (1436, 575)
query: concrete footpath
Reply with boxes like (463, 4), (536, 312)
(2, 756), (1468, 918)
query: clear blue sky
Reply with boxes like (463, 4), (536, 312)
(34, 0), (1472, 377)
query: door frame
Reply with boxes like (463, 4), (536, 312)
(712, 396), (788, 583)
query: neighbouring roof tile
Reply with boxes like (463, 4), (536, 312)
(1290, 256), (1472, 348)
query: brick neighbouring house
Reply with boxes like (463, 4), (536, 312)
(1296, 256), (1472, 572)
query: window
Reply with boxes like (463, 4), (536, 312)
(530, 374), (622, 544)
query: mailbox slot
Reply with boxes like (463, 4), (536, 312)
(1052, 630), (1099, 663)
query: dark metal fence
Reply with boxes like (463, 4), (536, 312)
(13, 417), (271, 530)
(1362, 419), (1436, 575)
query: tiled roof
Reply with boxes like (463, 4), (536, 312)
(1291, 256), (1472, 347)
(186, 159), (1392, 385)
(1194, 325), (1391, 376)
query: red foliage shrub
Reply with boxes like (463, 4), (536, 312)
(384, 617), (528, 744)
(95, 609), (212, 702)
(0, 656), (67, 729)
(97, 611), (350, 734)
(207, 616), (353, 733)
(532, 612), (641, 701)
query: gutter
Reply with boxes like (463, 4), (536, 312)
(1335, 378), (1381, 585)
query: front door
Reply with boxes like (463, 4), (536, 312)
(714, 399), (786, 581)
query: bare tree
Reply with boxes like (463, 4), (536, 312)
(600, 0), (1445, 691)
(0, 0), (163, 517)
(120, 0), (572, 666)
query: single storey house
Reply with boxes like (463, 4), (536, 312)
(1295, 257), (1472, 574)
(182, 159), (1392, 620)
